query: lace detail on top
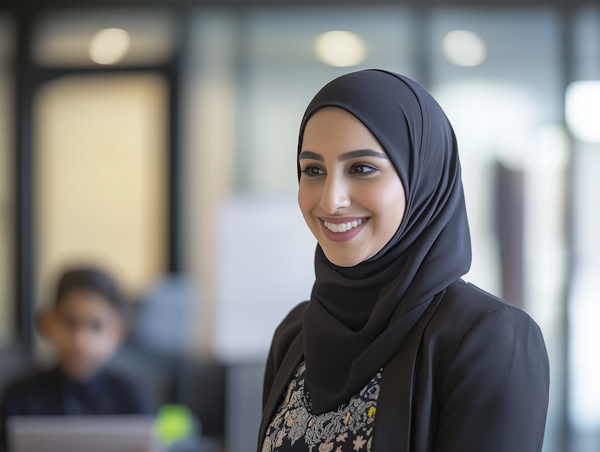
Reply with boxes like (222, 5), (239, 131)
(262, 361), (382, 452)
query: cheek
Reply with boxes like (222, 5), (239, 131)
(298, 182), (319, 227)
(56, 326), (75, 348)
(361, 178), (405, 237)
(85, 333), (114, 357)
(98, 322), (121, 344)
(97, 335), (117, 352)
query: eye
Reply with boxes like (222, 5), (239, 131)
(350, 163), (378, 175)
(301, 165), (325, 177)
(62, 316), (78, 332)
(89, 320), (104, 332)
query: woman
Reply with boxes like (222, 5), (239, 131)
(258, 70), (549, 452)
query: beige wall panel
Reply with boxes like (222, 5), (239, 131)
(35, 73), (167, 306)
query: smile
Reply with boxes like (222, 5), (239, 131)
(323, 218), (367, 233)
(319, 216), (370, 243)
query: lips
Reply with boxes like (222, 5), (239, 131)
(319, 216), (370, 243)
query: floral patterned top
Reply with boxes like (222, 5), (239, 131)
(261, 361), (382, 452)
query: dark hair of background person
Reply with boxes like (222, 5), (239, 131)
(54, 267), (126, 314)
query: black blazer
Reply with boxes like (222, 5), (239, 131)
(258, 279), (550, 452)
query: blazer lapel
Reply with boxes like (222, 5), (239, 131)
(373, 289), (445, 452)
(257, 330), (304, 452)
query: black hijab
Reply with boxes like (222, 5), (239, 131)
(298, 70), (472, 414)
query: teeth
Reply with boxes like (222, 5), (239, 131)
(323, 218), (367, 233)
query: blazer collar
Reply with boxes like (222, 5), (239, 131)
(257, 330), (304, 451)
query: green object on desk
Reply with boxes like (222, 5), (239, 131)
(154, 404), (194, 444)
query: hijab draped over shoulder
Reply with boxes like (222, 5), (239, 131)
(298, 69), (472, 414)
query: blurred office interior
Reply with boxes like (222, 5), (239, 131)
(1, 0), (599, 450)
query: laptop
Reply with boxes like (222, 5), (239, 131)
(7, 416), (159, 452)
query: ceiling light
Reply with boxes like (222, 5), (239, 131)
(566, 81), (600, 143)
(89, 28), (130, 65)
(314, 31), (367, 67)
(442, 30), (486, 67)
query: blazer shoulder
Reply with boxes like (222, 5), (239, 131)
(440, 279), (532, 324)
(426, 282), (549, 452)
(426, 280), (543, 356)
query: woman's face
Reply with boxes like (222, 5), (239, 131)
(298, 107), (406, 267)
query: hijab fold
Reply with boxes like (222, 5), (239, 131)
(299, 70), (472, 414)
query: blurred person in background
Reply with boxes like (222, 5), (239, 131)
(0, 267), (156, 450)
(259, 70), (549, 452)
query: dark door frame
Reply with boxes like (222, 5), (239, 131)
(12, 8), (184, 351)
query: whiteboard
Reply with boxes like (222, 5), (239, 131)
(213, 192), (317, 363)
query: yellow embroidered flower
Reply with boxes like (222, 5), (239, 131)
(343, 412), (351, 425)
(367, 407), (376, 418)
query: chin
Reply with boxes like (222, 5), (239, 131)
(321, 247), (365, 268)
(63, 361), (101, 381)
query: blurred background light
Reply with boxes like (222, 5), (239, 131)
(32, 10), (175, 68)
(314, 30), (367, 67)
(569, 264), (600, 430)
(442, 30), (486, 67)
(89, 28), (131, 65)
(566, 80), (600, 143)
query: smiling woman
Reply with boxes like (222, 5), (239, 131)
(258, 70), (550, 452)
(298, 107), (405, 266)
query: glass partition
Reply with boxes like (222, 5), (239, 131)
(569, 7), (600, 452)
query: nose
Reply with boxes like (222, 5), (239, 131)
(320, 171), (351, 214)
(73, 327), (93, 351)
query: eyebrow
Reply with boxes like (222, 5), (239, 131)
(298, 149), (388, 162)
(298, 151), (324, 161)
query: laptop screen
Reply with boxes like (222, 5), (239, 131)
(7, 415), (157, 452)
